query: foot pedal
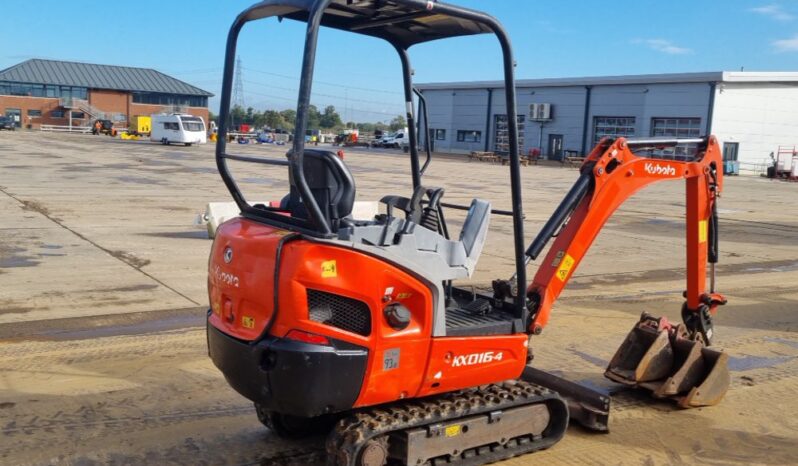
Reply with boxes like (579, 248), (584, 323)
(462, 298), (491, 315)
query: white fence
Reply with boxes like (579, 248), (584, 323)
(39, 125), (92, 134)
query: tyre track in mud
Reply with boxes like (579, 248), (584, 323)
(0, 321), (324, 466)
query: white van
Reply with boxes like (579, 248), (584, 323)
(151, 114), (207, 146)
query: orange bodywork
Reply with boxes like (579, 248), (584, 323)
(527, 136), (725, 332)
(209, 218), (527, 409)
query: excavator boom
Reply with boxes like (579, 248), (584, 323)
(524, 136), (729, 406)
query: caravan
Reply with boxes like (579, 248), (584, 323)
(150, 114), (207, 146)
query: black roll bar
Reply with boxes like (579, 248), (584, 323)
(396, 45), (422, 190)
(215, 0), (528, 317)
(414, 87), (432, 176)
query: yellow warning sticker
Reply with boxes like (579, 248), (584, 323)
(698, 220), (708, 243)
(242, 316), (255, 329)
(555, 253), (575, 282)
(321, 260), (338, 278)
(445, 425), (461, 437)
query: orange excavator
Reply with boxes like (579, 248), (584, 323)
(206, 1), (730, 464)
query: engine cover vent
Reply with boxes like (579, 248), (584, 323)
(307, 289), (371, 336)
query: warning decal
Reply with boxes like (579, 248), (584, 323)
(555, 253), (575, 282)
(698, 220), (708, 243)
(321, 260), (338, 278)
(241, 316), (255, 329)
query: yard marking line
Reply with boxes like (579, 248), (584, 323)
(0, 186), (201, 306)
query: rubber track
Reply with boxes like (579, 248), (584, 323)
(326, 380), (568, 466)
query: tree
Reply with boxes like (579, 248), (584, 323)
(306, 105), (321, 130)
(230, 105), (246, 128)
(263, 110), (286, 130)
(280, 109), (296, 130)
(245, 107), (255, 125)
(208, 111), (217, 124)
(319, 105), (343, 129)
(390, 115), (407, 131)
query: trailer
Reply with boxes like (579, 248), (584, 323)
(150, 114), (207, 146)
(129, 115), (152, 136)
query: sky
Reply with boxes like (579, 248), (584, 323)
(1, 0), (797, 122)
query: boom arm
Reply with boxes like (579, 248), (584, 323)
(525, 136), (726, 341)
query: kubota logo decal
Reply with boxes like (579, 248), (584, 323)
(644, 162), (677, 176)
(213, 265), (240, 288)
(451, 351), (503, 367)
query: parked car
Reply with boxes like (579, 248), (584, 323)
(380, 129), (409, 148)
(0, 116), (16, 131)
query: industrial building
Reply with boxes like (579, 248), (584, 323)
(0, 59), (212, 129)
(417, 71), (798, 171)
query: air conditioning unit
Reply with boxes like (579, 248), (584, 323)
(529, 103), (552, 121)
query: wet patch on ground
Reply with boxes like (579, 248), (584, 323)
(143, 231), (209, 240)
(109, 250), (151, 269)
(0, 245), (40, 268)
(114, 176), (166, 186)
(567, 258), (798, 292)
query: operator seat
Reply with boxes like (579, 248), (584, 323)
(282, 149), (355, 231)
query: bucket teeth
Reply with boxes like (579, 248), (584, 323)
(604, 313), (730, 408)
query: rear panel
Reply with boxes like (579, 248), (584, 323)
(209, 218), (530, 410)
(209, 218), (437, 407)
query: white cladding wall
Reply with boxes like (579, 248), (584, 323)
(711, 83), (798, 167)
(421, 82), (712, 157)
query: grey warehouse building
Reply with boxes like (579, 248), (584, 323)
(417, 71), (798, 171)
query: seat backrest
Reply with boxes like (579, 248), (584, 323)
(285, 149), (355, 231)
(459, 199), (491, 257)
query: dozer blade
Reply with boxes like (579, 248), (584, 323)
(522, 366), (610, 432)
(605, 313), (731, 408)
(604, 315), (674, 385)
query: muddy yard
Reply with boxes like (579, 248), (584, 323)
(1, 131), (797, 465)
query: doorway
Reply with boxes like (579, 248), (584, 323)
(547, 134), (564, 160)
(722, 142), (739, 161)
(5, 108), (21, 128)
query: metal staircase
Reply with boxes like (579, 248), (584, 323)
(59, 97), (108, 120)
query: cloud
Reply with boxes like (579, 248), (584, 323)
(750, 4), (794, 21)
(773, 33), (798, 51)
(633, 39), (693, 55)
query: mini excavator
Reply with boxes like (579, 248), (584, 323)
(206, 1), (730, 465)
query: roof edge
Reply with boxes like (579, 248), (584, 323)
(417, 71), (798, 90)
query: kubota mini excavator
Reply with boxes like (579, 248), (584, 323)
(206, 1), (730, 465)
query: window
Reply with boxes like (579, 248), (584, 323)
(651, 117), (701, 159)
(50, 110), (65, 118)
(164, 122), (180, 130)
(457, 130), (481, 143)
(71, 111), (85, 119)
(180, 116), (204, 132)
(27, 109), (42, 117)
(434, 129), (446, 140)
(593, 117), (636, 144)
(133, 92), (208, 108)
(0, 81), (88, 100)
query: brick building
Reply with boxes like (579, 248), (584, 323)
(0, 59), (212, 129)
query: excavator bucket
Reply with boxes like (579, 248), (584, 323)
(604, 313), (730, 407)
(677, 347), (730, 408)
(605, 314), (674, 385)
